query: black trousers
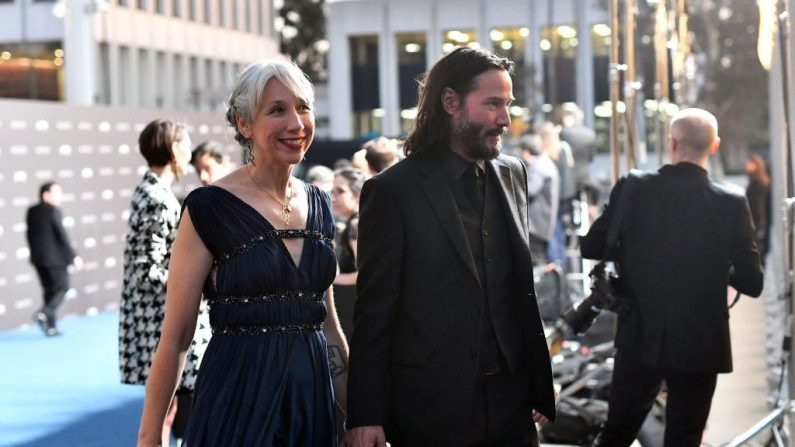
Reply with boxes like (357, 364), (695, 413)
(594, 351), (718, 447)
(33, 265), (69, 328)
(465, 368), (539, 447)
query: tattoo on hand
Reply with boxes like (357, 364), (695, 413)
(328, 345), (347, 378)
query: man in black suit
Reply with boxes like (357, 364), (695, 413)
(26, 182), (82, 336)
(344, 47), (556, 447)
(582, 108), (764, 446)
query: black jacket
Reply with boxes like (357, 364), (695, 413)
(346, 151), (556, 444)
(581, 162), (763, 373)
(26, 203), (76, 268)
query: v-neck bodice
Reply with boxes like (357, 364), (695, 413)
(182, 183), (337, 330)
(180, 183), (340, 446)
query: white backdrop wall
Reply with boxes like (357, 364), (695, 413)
(0, 99), (240, 331)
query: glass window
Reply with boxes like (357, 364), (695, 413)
(491, 27), (530, 115)
(442, 29), (478, 55)
(350, 36), (382, 138)
(136, 0), (147, 10)
(155, 0), (164, 14)
(189, 0), (196, 21)
(172, 0), (181, 17)
(0, 43), (63, 101)
(540, 25), (578, 108)
(396, 33), (426, 136)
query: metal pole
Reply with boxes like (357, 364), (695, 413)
(546, 0), (557, 110)
(778, 4), (795, 439)
(654, 0), (669, 166)
(608, 0), (621, 185)
(624, 0), (637, 172)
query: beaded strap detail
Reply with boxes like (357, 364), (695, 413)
(208, 291), (325, 306)
(212, 323), (323, 335)
(214, 229), (334, 265)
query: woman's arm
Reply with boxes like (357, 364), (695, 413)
(333, 271), (358, 286)
(323, 286), (350, 414)
(137, 209), (212, 446)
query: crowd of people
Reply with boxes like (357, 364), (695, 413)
(20, 45), (769, 447)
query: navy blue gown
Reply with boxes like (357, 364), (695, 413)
(181, 183), (338, 446)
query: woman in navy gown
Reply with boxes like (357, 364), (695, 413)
(138, 59), (349, 446)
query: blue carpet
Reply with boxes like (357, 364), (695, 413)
(0, 311), (144, 447)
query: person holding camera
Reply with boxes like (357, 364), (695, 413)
(581, 108), (763, 446)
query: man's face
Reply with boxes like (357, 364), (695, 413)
(43, 184), (63, 207)
(193, 153), (229, 185)
(450, 69), (513, 161)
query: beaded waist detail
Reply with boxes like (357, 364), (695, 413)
(214, 229), (334, 265)
(207, 291), (326, 306)
(212, 323), (323, 335)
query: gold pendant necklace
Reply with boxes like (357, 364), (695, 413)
(247, 167), (294, 226)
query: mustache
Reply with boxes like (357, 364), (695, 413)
(485, 127), (506, 137)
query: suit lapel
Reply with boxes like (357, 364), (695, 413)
(489, 159), (530, 247)
(419, 157), (482, 287)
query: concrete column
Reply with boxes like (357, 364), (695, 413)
(108, 43), (121, 107)
(63, 0), (97, 105)
(128, 47), (139, 107)
(426, 0), (441, 68)
(478, 0), (490, 50)
(195, 57), (207, 110)
(576, 0), (595, 127)
(378, 1), (399, 137)
(162, 51), (174, 109)
(328, 11), (352, 139)
(145, 49), (158, 108)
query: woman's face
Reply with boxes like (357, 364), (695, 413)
(171, 131), (192, 177)
(331, 176), (359, 218)
(239, 78), (315, 167)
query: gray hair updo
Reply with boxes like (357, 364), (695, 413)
(225, 59), (315, 156)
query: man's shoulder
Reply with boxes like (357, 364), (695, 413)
(494, 153), (525, 173)
(710, 180), (746, 199)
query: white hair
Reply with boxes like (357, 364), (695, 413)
(225, 59), (315, 147)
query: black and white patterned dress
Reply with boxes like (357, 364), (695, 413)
(118, 171), (210, 391)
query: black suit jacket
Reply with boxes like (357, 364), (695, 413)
(581, 163), (763, 373)
(26, 203), (76, 268)
(347, 151), (556, 444)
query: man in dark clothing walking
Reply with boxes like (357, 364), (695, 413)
(582, 108), (764, 446)
(26, 182), (82, 336)
(344, 47), (555, 447)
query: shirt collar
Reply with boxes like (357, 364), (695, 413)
(441, 150), (486, 182)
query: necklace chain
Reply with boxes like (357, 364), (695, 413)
(247, 166), (294, 225)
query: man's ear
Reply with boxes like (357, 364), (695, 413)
(709, 137), (721, 155)
(441, 87), (461, 116)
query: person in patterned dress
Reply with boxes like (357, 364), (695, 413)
(137, 60), (349, 446)
(118, 118), (197, 446)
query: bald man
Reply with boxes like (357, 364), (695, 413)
(581, 108), (763, 446)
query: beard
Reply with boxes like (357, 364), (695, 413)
(452, 115), (505, 161)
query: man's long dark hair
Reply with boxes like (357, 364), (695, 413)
(402, 47), (514, 157)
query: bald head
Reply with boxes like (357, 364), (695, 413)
(669, 108), (719, 162)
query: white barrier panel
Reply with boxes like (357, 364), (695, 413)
(0, 98), (240, 331)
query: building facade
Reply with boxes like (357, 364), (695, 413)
(328, 0), (610, 140)
(0, 0), (279, 112)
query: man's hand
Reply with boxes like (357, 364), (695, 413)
(343, 425), (386, 447)
(532, 410), (549, 425)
